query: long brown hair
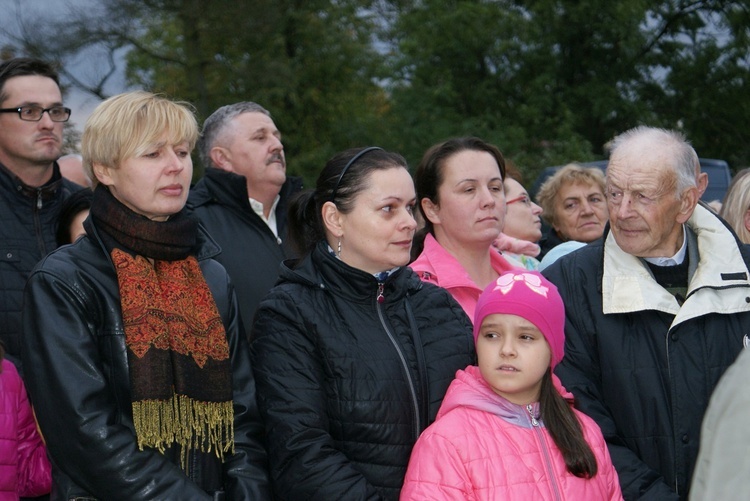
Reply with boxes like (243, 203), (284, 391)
(539, 368), (598, 477)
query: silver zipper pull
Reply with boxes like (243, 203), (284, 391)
(527, 404), (539, 426)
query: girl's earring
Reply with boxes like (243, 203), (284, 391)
(337, 238), (342, 258)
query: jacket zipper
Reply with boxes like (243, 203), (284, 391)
(664, 329), (680, 496)
(33, 188), (48, 255)
(527, 404), (563, 501)
(376, 282), (420, 440)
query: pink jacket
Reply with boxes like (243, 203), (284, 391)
(0, 359), (51, 500)
(401, 366), (623, 501)
(409, 234), (517, 320)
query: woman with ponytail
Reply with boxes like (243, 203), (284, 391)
(401, 271), (622, 500)
(250, 147), (476, 500)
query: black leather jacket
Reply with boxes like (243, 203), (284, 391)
(251, 241), (477, 500)
(21, 219), (271, 500)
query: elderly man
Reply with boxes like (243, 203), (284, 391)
(188, 102), (303, 335)
(0, 57), (80, 361)
(543, 126), (750, 500)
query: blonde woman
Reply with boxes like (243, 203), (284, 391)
(719, 168), (750, 244)
(536, 164), (608, 258)
(22, 91), (269, 499)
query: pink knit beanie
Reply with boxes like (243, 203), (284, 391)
(473, 271), (566, 368)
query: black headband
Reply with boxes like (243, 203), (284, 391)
(330, 147), (383, 202)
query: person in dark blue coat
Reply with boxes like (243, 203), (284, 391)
(250, 147), (476, 500)
(543, 126), (750, 500)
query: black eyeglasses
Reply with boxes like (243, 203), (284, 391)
(0, 105), (71, 122)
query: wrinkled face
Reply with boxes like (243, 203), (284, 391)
(425, 150), (505, 250)
(553, 181), (608, 243)
(95, 135), (193, 221)
(606, 155), (693, 257)
(0, 75), (64, 172)
(220, 112), (285, 197)
(336, 167), (418, 275)
(503, 178), (543, 242)
(476, 313), (551, 405)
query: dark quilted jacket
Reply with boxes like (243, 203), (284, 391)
(187, 168), (303, 332)
(0, 162), (80, 361)
(250, 241), (476, 500)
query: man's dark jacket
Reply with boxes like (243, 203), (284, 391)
(188, 168), (303, 333)
(543, 205), (750, 500)
(21, 219), (270, 500)
(0, 161), (80, 361)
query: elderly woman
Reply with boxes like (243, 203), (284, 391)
(21, 91), (269, 499)
(535, 163), (608, 258)
(720, 168), (750, 245)
(251, 147), (475, 500)
(410, 137), (519, 321)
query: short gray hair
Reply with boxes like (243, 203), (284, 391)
(198, 102), (271, 169)
(608, 126), (698, 198)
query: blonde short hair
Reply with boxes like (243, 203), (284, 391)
(536, 163), (606, 228)
(720, 168), (750, 245)
(82, 91), (198, 186)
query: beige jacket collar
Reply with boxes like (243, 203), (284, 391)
(602, 204), (750, 326)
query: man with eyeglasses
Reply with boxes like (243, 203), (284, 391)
(0, 57), (81, 366)
(543, 126), (750, 500)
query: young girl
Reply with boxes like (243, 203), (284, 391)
(401, 271), (623, 500)
(0, 345), (51, 499)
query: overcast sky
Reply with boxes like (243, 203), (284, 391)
(1, 0), (131, 133)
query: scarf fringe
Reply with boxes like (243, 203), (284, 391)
(132, 394), (235, 469)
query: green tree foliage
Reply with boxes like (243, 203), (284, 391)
(4, 0), (750, 185)
(121, 0), (392, 182)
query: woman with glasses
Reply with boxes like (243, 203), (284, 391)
(250, 147), (476, 500)
(535, 163), (609, 259)
(492, 168), (544, 270)
(409, 136), (520, 321)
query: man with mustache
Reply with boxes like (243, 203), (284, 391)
(189, 102), (302, 337)
(543, 126), (750, 500)
(0, 57), (80, 365)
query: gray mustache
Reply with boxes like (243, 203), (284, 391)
(267, 154), (285, 167)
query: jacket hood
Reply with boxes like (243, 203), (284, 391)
(189, 167), (303, 210)
(278, 240), (424, 304)
(411, 233), (515, 289)
(437, 365), (574, 428)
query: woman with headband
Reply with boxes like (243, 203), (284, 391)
(250, 147), (476, 500)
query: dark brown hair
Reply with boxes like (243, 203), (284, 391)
(540, 368), (598, 477)
(411, 137), (506, 260)
(0, 57), (60, 104)
(288, 147), (408, 258)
